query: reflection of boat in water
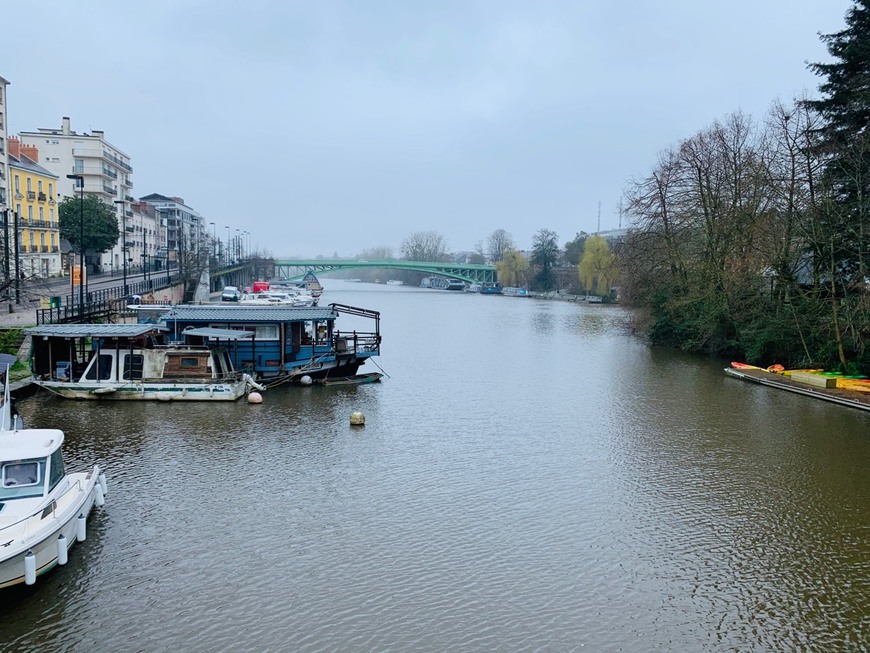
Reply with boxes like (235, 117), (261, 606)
(0, 363), (107, 587)
(24, 324), (263, 401)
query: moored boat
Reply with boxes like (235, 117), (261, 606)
(0, 364), (106, 588)
(24, 324), (263, 401)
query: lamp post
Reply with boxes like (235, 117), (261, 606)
(66, 174), (85, 316)
(225, 226), (230, 265)
(209, 221), (216, 262)
(114, 199), (128, 295)
(235, 229), (241, 263)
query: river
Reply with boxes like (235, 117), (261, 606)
(2, 280), (869, 651)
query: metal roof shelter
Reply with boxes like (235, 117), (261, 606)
(164, 306), (337, 322)
(180, 327), (255, 340)
(25, 324), (168, 338)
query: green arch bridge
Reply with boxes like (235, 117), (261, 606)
(274, 259), (497, 284)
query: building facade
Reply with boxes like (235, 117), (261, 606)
(19, 117), (133, 274)
(7, 139), (61, 277)
(139, 193), (205, 270)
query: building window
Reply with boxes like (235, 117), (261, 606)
(39, 207), (44, 221)
(48, 183), (53, 197)
(73, 159), (84, 174)
(26, 178), (31, 192)
(14, 175), (19, 192)
(15, 203), (20, 216)
(27, 206), (32, 220)
(37, 180), (43, 193)
(49, 208), (54, 222)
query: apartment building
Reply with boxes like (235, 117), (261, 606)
(19, 116), (133, 273)
(8, 138), (61, 277)
(140, 193), (205, 269)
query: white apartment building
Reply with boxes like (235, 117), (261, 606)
(140, 193), (206, 270)
(19, 116), (133, 274)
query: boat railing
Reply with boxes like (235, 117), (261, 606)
(334, 331), (381, 355)
(0, 477), (88, 539)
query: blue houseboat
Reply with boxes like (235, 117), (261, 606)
(158, 303), (381, 384)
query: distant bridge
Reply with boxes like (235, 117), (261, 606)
(274, 259), (498, 284)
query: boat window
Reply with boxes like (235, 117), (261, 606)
(0, 458), (46, 500)
(48, 448), (65, 492)
(84, 353), (114, 381)
(180, 357), (201, 368)
(122, 353), (144, 380)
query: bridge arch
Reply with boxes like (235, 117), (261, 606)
(273, 259), (497, 284)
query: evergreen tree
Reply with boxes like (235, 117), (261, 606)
(58, 195), (120, 255)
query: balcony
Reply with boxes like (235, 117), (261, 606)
(38, 192), (47, 202)
(27, 191), (35, 200)
(101, 151), (132, 172)
(123, 177), (133, 188)
(52, 246), (59, 253)
(102, 184), (115, 195)
(102, 167), (118, 180)
(41, 245), (49, 253)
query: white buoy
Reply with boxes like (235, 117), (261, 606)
(94, 482), (105, 507)
(98, 472), (108, 497)
(247, 391), (263, 404)
(24, 551), (36, 585)
(76, 514), (86, 542)
(300, 375), (313, 386)
(350, 412), (365, 426)
(57, 535), (68, 566)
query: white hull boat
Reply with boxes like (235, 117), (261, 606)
(0, 363), (106, 588)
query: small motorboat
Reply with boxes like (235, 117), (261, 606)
(314, 372), (384, 386)
(0, 361), (106, 588)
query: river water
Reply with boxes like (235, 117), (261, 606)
(3, 280), (869, 652)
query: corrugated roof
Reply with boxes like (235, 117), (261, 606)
(182, 327), (255, 340)
(165, 305), (337, 322)
(25, 324), (167, 338)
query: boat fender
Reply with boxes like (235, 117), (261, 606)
(300, 376), (313, 386)
(98, 472), (108, 497)
(350, 412), (365, 426)
(24, 550), (36, 585)
(76, 514), (86, 542)
(247, 392), (263, 404)
(95, 482), (105, 508)
(57, 534), (68, 566)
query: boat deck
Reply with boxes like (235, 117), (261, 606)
(724, 367), (870, 412)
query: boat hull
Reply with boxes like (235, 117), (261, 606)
(0, 468), (101, 589)
(35, 381), (249, 401)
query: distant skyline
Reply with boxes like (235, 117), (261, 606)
(3, 1), (851, 257)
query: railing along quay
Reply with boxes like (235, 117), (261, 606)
(36, 271), (183, 325)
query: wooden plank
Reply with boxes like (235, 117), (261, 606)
(791, 371), (838, 388)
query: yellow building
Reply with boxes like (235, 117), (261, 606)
(8, 137), (60, 277)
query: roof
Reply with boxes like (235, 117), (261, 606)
(0, 429), (64, 460)
(164, 305), (337, 323)
(8, 153), (57, 179)
(25, 324), (167, 338)
(181, 327), (255, 340)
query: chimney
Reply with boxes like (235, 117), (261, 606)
(7, 136), (19, 158)
(62, 116), (71, 135)
(20, 144), (39, 163)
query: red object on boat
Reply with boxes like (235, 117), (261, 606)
(252, 281), (270, 293)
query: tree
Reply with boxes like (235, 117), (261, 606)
(578, 235), (616, 295)
(563, 232), (588, 266)
(358, 245), (394, 260)
(485, 229), (514, 262)
(400, 231), (449, 262)
(530, 229), (560, 291)
(58, 195), (120, 255)
(496, 248), (529, 287)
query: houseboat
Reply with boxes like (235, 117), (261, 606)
(158, 303), (381, 384)
(25, 323), (263, 401)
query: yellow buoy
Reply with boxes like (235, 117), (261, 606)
(350, 412), (365, 426)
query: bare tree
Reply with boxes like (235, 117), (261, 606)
(486, 229), (514, 263)
(400, 231), (449, 262)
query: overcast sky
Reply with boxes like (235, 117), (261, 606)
(3, 1), (851, 257)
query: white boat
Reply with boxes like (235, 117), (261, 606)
(239, 290), (316, 307)
(385, 280), (403, 286)
(24, 324), (265, 401)
(0, 361), (106, 588)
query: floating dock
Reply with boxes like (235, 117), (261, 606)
(724, 367), (870, 413)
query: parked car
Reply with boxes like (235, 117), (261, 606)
(221, 286), (241, 302)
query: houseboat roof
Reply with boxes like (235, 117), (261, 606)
(180, 327), (256, 340)
(164, 305), (337, 322)
(25, 324), (168, 338)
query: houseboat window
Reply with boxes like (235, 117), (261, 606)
(254, 325), (279, 340)
(180, 357), (201, 368)
(84, 353), (114, 381)
(48, 448), (65, 491)
(122, 353), (144, 380)
(0, 459), (46, 500)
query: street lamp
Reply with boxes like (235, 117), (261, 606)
(209, 221), (216, 261)
(114, 199), (128, 295)
(66, 174), (85, 316)
(225, 226), (230, 265)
